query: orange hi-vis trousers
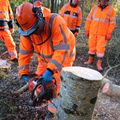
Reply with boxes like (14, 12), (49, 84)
(88, 34), (107, 58)
(0, 30), (17, 59)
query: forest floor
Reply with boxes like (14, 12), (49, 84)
(0, 27), (120, 120)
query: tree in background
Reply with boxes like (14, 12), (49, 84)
(9, 0), (119, 16)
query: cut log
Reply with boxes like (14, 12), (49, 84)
(58, 66), (103, 120)
(102, 82), (120, 97)
(0, 59), (11, 78)
(92, 80), (120, 120)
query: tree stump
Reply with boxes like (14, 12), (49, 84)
(58, 66), (103, 120)
(0, 59), (11, 78)
(92, 78), (120, 120)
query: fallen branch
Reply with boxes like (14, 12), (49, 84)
(103, 63), (120, 78)
(13, 83), (29, 95)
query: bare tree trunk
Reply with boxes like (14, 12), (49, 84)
(51, 0), (54, 12)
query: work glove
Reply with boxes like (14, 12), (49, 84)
(8, 20), (14, 34)
(39, 69), (53, 86)
(21, 74), (36, 83)
(85, 31), (89, 38)
(106, 33), (111, 41)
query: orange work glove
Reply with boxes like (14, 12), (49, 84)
(74, 32), (78, 37)
(85, 31), (89, 38)
(9, 28), (14, 34)
(106, 34), (111, 41)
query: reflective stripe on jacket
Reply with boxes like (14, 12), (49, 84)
(59, 2), (82, 31)
(18, 12), (76, 75)
(0, 0), (14, 30)
(85, 4), (116, 35)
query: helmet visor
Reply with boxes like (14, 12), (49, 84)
(18, 19), (41, 36)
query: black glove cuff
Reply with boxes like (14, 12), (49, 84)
(47, 68), (54, 75)
(8, 20), (14, 29)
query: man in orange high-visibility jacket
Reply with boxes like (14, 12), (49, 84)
(0, 0), (17, 60)
(84, 0), (116, 71)
(59, 0), (82, 37)
(16, 1), (76, 117)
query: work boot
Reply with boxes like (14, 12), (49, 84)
(84, 55), (94, 65)
(96, 59), (103, 71)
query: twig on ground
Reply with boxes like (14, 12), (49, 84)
(103, 64), (120, 79)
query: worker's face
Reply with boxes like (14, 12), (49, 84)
(100, 0), (108, 5)
(71, 0), (78, 5)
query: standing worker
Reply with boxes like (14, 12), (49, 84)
(15, 1), (76, 118)
(84, 0), (116, 71)
(59, 0), (82, 37)
(0, 0), (17, 61)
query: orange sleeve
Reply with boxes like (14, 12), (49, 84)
(85, 6), (95, 32)
(107, 8), (116, 34)
(76, 7), (82, 27)
(18, 36), (34, 76)
(8, 0), (14, 20)
(47, 15), (74, 73)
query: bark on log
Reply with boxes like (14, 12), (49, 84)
(58, 66), (103, 120)
(92, 78), (120, 120)
(0, 59), (11, 78)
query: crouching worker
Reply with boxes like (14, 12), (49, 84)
(15, 1), (76, 118)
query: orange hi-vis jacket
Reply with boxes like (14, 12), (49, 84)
(0, 0), (17, 59)
(59, 2), (82, 32)
(0, 0), (14, 31)
(18, 11), (76, 77)
(85, 4), (116, 36)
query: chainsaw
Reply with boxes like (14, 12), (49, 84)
(28, 77), (57, 106)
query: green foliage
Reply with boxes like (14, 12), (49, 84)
(9, 0), (120, 16)
(10, 0), (32, 13)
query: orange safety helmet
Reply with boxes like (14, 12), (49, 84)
(16, 2), (45, 36)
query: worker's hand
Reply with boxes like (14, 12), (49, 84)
(21, 74), (36, 83)
(9, 28), (14, 34)
(40, 69), (53, 86)
(106, 33), (111, 41)
(85, 31), (89, 38)
(21, 75), (30, 82)
(74, 32), (78, 37)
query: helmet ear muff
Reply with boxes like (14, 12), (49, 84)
(32, 2), (45, 32)
(15, 19), (20, 27)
